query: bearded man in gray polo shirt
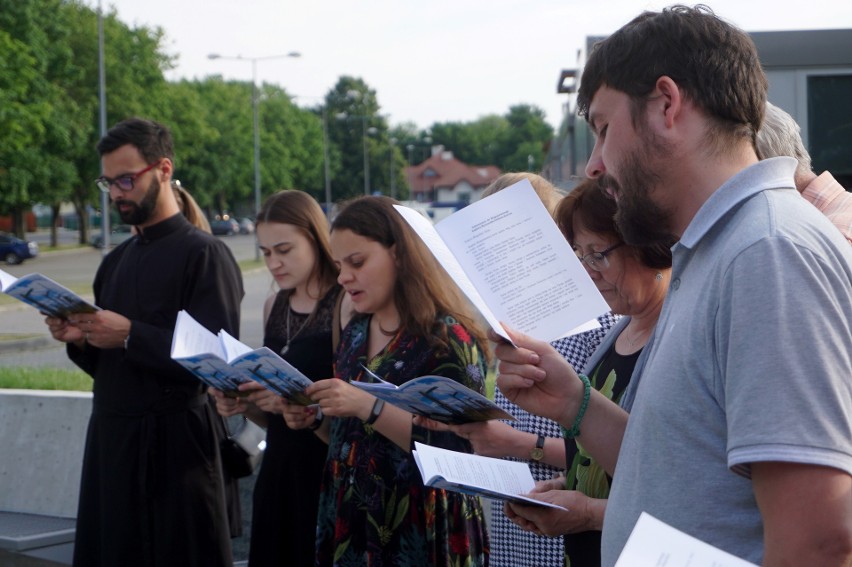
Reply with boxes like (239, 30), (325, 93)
(494, 5), (852, 566)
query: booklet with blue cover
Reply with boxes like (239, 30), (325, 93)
(351, 364), (515, 424)
(0, 268), (98, 319)
(170, 310), (315, 404)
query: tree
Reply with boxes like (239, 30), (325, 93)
(324, 76), (389, 201)
(428, 104), (553, 173)
(0, 0), (76, 238)
(59, 1), (173, 244)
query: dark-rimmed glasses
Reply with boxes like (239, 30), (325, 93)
(575, 242), (623, 271)
(95, 161), (160, 194)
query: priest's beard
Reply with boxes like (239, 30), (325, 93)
(605, 147), (675, 247)
(117, 177), (160, 225)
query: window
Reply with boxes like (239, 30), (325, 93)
(808, 75), (852, 188)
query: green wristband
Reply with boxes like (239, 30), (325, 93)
(562, 373), (591, 439)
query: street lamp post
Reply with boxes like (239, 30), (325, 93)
(361, 116), (370, 196)
(389, 137), (398, 200)
(97, 0), (110, 255)
(207, 51), (300, 260)
(336, 113), (378, 196)
(321, 106), (332, 217)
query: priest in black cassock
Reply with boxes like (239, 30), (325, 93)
(45, 118), (244, 566)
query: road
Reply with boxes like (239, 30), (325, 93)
(0, 232), (272, 369)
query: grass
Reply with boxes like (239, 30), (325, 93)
(0, 366), (92, 392)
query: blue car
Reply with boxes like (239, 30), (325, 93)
(0, 232), (38, 265)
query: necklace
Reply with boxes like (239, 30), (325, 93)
(624, 324), (649, 349)
(281, 301), (311, 355)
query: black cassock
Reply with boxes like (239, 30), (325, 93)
(68, 214), (244, 567)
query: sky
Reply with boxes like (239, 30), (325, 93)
(92, 0), (852, 131)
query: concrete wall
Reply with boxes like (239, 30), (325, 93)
(0, 390), (91, 518)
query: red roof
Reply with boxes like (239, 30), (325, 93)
(404, 149), (501, 196)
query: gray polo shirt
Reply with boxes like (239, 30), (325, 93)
(602, 157), (852, 566)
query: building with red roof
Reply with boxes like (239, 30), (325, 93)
(405, 146), (501, 204)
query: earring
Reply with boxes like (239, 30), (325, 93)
(655, 272), (663, 281)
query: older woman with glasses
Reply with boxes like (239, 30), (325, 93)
(505, 177), (675, 567)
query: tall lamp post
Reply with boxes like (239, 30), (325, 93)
(97, 0), (110, 255)
(389, 137), (398, 200)
(336, 113), (377, 195)
(207, 51), (300, 260)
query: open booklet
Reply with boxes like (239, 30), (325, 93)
(0, 268), (97, 319)
(353, 364), (514, 424)
(170, 310), (315, 405)
(412, 442), (566, 509)
(615, 512), (759, 566)
(394, 180), (609, 345)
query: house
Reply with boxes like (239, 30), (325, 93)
(405, 146), (501, 204)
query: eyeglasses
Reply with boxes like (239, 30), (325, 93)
(95, 161), (160, 194)
(575, 242), (623, 271)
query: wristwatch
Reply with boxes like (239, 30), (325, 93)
(308, 407), (324, 431)
(530, 434), (545, 461)
(365, 398), (385, 426)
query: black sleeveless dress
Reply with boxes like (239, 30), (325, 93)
(248, 284), (340, 567)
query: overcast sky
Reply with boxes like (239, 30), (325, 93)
(93, 0), (852, 130)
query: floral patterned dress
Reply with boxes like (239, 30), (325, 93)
(316, 314), (489, 567)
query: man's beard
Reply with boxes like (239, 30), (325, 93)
(604, 147), (675, 247)
(117, 177), (159, 225)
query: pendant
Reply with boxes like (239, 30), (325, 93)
(280, 343), (289, 356)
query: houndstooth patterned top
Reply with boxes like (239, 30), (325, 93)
(489, 312), (620, 567)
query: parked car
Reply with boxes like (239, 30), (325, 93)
(238, 217), (255, 235)
(0, 232), (39, 265)
(210, 218), (239, 236)
(90, 224), (135, 248)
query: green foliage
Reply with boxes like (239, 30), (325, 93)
(0, 366), (92, 391)
(428, 104), (554, 173)
(0, 2), (554, 227)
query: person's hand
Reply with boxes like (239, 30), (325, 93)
(240, 381), (287, 414)
(504, 489), (604, 536)
(281, 399), (320, 430)
(529, 476), (567, 494)
(492, 326), (583, 425)
(44, 315), (84, 345)
(413, 418), (525, 459)
(307, 378), (376, 420)
(210, 386), (249, 417)
(67, 310), (131, 350)
(456, 420), (528, 458)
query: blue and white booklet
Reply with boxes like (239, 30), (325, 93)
(170, 310), (315, 405)
(352, 364), (515, 424)
(0, 268), (98, 319)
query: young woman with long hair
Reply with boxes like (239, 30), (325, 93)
(283, 195), (490, 566)
(212, 190), (349, 567)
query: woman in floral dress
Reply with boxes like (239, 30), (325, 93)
(283, 196), (490, 566)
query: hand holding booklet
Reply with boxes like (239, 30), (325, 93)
(170, 310), (315, 404)
(412, 442), (566, 509)
(393, 180), (609, 345)
(352, 364), (515, 424)
(0, 268), (97, 319)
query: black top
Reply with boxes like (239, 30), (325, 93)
(563, 342), (641, 567)
(248, 284), (340, 567)
(68, 213), (244, 567)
